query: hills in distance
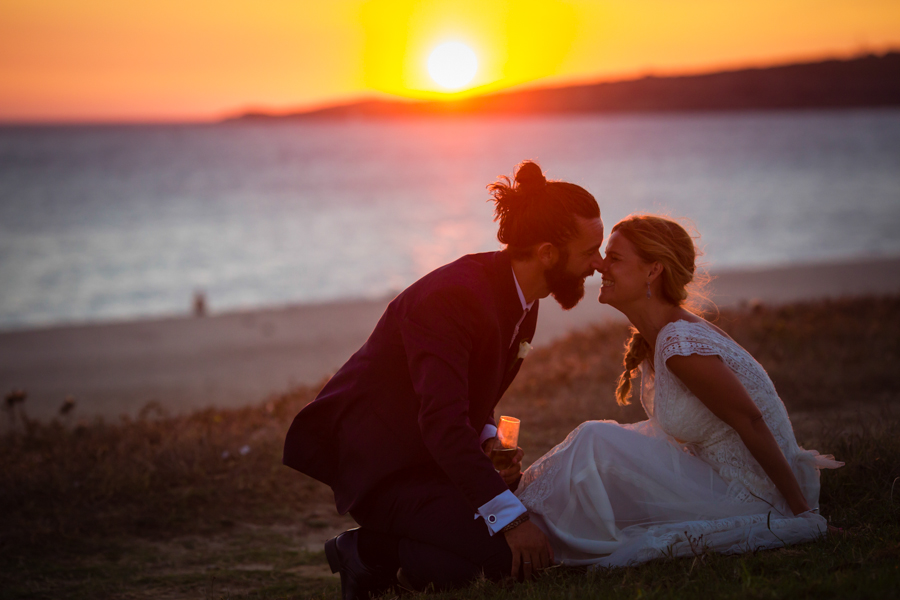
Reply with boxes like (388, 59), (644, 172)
(230, 52), (900, 121)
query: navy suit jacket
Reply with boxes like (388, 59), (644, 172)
(283, 251), (539, 515)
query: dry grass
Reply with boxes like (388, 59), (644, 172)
(1, 386), (340, 547)
(1, 295), (899, 599)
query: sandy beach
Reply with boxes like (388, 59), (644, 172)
(2, 256), (899, 422)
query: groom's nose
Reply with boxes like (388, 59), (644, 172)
(590, 253), (604, 273)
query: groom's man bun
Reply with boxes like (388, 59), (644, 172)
(488, 160), (599, 260)
(511, 160), (546, 190)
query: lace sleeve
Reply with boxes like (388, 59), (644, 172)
(653, 320), (799, 471)
(657, 321), (727, 365)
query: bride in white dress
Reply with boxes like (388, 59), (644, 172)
(516, 215), (842, 567)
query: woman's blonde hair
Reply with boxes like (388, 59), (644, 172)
(612, 215), (706, 405)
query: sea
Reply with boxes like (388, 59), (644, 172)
(1, 109), (899, 331)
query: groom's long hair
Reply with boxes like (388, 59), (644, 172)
(488, 160), (599, 260)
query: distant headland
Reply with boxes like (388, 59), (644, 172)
(228, 52), (900, 122)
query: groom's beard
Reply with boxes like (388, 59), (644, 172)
(546, 253), (590, 310)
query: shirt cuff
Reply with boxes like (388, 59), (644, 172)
(474, 489), (526, 536)
(479, 424), (498, 446)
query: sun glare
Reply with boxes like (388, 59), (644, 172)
(427, 42), (478, 90)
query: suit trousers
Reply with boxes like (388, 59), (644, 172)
(350, 466), (513, 590)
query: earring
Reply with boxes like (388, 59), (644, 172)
(646, 283), (652, 299)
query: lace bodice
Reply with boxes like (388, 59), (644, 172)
(642, 319), (800, 504)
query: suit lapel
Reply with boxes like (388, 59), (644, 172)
(486, 251), (542, 395)
(488, 251), (527, 345)
(505, 301), (539, 371)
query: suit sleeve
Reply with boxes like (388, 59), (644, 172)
(399, 285), (509, 510)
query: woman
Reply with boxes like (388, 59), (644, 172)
(515, 215), (842, 567)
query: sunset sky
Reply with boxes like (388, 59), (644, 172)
(1, 0), (898, 122)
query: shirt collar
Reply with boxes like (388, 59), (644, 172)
(511, 266), (535, 312)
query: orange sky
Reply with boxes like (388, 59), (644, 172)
(1, 0), (898, 122)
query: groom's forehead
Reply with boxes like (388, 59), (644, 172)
(575, 216), (604, 246)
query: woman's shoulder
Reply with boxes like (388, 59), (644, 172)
(661, 315), (734, 340)
(657, 316), (737, 362)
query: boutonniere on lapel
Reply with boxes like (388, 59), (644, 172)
(508, 340), (533, 372)
(517, 340), (533, 361)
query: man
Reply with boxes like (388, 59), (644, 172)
(283, 160), (604, 598)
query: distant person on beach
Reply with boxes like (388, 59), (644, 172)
(283, 160), (604, 598)
(515, 215), (843, 566)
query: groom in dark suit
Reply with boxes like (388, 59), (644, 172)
(283, 161), (604, 598)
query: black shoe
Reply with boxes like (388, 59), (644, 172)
(325, 528), (393, 600)
(395, 568), (422, 595)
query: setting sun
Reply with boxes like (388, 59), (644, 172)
(427, 42), (478, 90)
(0, 0), (898, 119)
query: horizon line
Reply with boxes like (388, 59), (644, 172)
(2, 48), (896, 126)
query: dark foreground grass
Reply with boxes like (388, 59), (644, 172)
(1, 296), (899, 599)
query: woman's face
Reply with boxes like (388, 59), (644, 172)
(598, 231), (654, 307)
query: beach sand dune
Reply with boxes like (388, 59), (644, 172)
(2, 257), (899, 421)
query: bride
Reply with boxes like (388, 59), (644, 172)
(516, 215), (842, 567)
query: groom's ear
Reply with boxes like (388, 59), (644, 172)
(536, 242), (559, 268)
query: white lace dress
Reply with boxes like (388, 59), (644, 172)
(516, 319), (842, 567)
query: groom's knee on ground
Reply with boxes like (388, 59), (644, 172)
(398, 536), (512, 591)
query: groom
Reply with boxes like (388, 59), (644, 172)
(283, 161), (603, 598)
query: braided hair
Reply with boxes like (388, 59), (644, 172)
(612, 215), (704, 405)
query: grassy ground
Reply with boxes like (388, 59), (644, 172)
(2, 296), (899, 599)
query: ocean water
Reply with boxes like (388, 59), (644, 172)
(1, 110), (899, 330)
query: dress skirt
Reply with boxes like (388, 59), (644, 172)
(516, 420), (837, 567)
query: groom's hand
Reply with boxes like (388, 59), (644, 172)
(482, 437), (524, 488)
(504, 520), (554, 581)
(500, 447), (524, 488)
(481, 436), (498, 455)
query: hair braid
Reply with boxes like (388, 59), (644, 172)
(610, 214), (708, 405)
(616, 327), (650, 406)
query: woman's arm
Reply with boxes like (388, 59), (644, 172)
(666, 353), (812, 516)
